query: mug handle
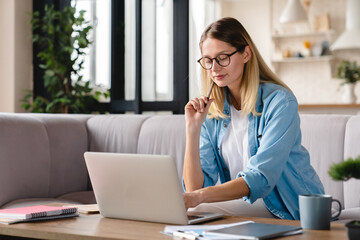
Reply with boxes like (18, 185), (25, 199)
(331, 199), (342, 220)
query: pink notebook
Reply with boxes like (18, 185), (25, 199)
(0, 205), (78, 220)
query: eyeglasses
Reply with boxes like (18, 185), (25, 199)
(197, 49), (240, 70)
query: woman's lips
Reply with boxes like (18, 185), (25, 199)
(213, 74), (226, 80)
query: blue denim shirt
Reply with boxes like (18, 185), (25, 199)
(196, 82), (324, 220)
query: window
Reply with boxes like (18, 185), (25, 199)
(33, 0), (189, 114)
(141, 0), (173, 102)
(71, 0), (111, 90)
(110, 0), (189, 113)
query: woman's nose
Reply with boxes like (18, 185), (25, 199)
(211, 59), (221, 71)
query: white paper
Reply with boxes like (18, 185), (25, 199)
(163, 221), (254, 240)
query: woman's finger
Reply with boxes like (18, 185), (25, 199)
(186, 97), (213, 114)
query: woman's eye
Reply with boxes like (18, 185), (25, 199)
(217, 55), (228, 61)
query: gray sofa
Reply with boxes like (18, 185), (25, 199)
(0, 113), (359, 221)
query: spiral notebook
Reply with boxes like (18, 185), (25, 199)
(0, 205), (78, 225)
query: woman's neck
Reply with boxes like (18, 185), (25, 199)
(229, 92), (241, 111)
(227, 78), (242, 110)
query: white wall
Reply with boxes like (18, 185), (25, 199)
(14, 0), (33, 112)
(0, 0), (32, 113)
(0, 0), (15, 112)
(221, 0), (272, 67)
(222, 0), (360, 105)
(271, 0), (360, 104)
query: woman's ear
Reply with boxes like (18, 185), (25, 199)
(243, 46), (252, 63)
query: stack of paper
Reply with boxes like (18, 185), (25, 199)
(163, 221), (254, 239)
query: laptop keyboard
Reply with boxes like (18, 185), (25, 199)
(187, 215), (203, 220)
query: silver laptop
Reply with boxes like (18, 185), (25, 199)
(84, 152), (223, 225)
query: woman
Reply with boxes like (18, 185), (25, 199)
(183, 17), (324, 220)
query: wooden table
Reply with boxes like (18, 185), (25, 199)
(298, 103), (360, 114)
(0, 214), (347, 240)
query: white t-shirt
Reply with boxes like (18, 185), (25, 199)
(221, 105), (250, 180)
(220, 105), (270, 214)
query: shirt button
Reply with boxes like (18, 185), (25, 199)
(223, 123), (227, 127)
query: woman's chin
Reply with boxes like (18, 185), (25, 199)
(214, 81), (227, 88)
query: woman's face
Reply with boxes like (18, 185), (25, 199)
(201, 38), (250, 91)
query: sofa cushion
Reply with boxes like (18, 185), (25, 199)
(0, 199), (80, 209)
(338, 207), (360, 222)
(343, 115), (360, 209)
(34, 115), (89, 198)
(137, 115), (186, 184)
(87, 115), (149, 153)
(1, 191), (96, 209)
(300, 114), (351, 206)
(0, 114), (51, 207)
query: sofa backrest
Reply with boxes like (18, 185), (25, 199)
(86, 114), (187, 183)
(0, 114), (89, 206)
(137, 115), (186, 183)
(87, 115), (149, 153)
(300, 114), (350, 207)
(343, 115), (360, 209)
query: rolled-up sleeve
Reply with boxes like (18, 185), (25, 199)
(239, 99), (299, 203)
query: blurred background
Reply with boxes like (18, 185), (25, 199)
(1, 0), (359, 114)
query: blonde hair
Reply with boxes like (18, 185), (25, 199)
(199, 17), (290, 119)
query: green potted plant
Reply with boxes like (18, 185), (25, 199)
(21, 4), (109, 113)
(345, 221), (360, 240)
(328, 156), (360, 181)
(329, 156), (360, 240)
(335, 60), (360, 104)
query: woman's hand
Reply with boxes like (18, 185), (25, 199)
(183, 190), (204, 210)
(184, 96), (214, 131)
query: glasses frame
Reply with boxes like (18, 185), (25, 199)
(197, 49), (240, 70)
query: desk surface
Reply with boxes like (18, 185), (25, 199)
(0, 214), (347, 240)
(298, 104), (360, 109)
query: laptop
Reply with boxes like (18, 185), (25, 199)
(84, 152), (224, 225)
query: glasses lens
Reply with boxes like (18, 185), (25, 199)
(199, 58), (213, 70)
(216, 54), (230, 67)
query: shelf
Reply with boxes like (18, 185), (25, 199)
(272, 30), (335, 39)
(272, 55), (334, 63)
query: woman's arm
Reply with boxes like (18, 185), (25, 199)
(183, 97), (214, 192)
(183, 125), (204, 191)
(183, 177), (250, 209)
